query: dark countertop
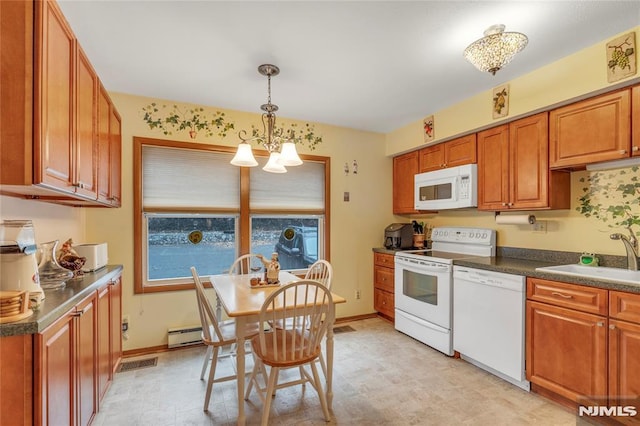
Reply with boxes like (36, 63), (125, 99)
(0, 265), (123, 337)
(372, 247), (640, 294)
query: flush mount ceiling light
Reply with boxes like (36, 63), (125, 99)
(230, 64), (302, 173)
(463, 24), (528, 75)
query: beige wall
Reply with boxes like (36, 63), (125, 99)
(83, 93), (391, 350)
(390, 26), (640, 257)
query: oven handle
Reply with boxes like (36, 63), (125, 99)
(396, 258), (451, 272)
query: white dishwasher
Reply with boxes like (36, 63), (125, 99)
(453, 266), (530, 391)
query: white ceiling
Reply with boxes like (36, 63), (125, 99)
(58, 1), (640, 134)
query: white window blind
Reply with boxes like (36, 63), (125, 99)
(142, 145), (239, 209)
(249, 158), (325, 210)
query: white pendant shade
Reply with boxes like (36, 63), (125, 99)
(277, 142), (303, 166)
(263, 152), (287, 173)
(230, 142), (258, 167)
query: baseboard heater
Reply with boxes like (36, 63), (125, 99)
(167, 325), (203, 348)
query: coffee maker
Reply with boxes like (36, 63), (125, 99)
(0, 220), (44, 308)
(384, 223), (414, 249)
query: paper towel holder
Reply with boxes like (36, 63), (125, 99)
(494, 212), (536, 225)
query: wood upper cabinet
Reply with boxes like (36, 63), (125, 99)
(75, 46), (98, 199)
(97, 84), (122, 206)
(393, 151), (419, 214)
(632, 85), (640, 157)
(418, 134), (477, 172)
(549, 89), (631, 168)
(0, 0), (121, 207)
(478, 113), (570, 211)
(35, 0), (76, 194)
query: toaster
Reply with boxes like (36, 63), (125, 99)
(74, 243), (108, 272)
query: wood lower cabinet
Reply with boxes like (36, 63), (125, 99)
(0, 270), (122, 425)
(36, 291), (97, 426)
(393, 151), (419, 214)
(374, 252), (395, 320)
(609, 291), (640, 406)
(549, 89), (631, 169)
(527, 278), (640, 410)
(478, 113), (570, 211)
(418, 134), (476, 172)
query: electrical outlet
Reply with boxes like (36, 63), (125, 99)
(355, 290), (361, 300)
(122, 315), (130, 332)
(533, 221), (547, 233)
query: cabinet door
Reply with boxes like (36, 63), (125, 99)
(109, 108), (122, 207)
(35, 0), (76, 193)
(76, 293), (97, 426)
(609, 319), (640, 406)
(393, 151), (419, 214)
(632, 85), (640, 157)
(526, 301), (607, 403)
(75, 46), (98, 200)
(418, 144), (445, 172)
(509, 113), (549, 209)
(97, 84), (111, 204)
(97, 284), (111, 402)
(374, 288), (394, 319)
(444, 134), (477, 168)
(549, 89), (631, 168)
(477, 125), (509, 210)
(37, 309), (75, 426)
(110, 275), (123, 373)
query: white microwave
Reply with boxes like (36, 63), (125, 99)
(414, 163), (477, 210)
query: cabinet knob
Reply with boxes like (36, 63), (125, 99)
(633, 146), (639, 152)
(442, 164), (447, 168)
(72, 183), (85, 189)
(609, 324), (616, 330)
(508, 202), (513, 207)
(596, 321), (604, 327)
(619, 149), (628, 155)
(502, 202), (507, 207)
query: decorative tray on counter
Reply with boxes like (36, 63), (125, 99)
(250, 281), (281, 289)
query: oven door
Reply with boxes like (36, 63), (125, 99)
(394, 256), (452, 329)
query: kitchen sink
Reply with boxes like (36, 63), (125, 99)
(535, 264), (640, 285)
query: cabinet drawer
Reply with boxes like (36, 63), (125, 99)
(374, 289), (394, 319)
(527, 277), (607, 315)
(374, 252), (394, 268)
(374, 267), (394, 292)
(610, 291), (640, 323)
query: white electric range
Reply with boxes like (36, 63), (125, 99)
(394, 227), (496, 356)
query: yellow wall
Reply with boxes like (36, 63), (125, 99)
(3, 25), (639, 351)
(83, 93), (391, 350)
(390, 26), (640, 257)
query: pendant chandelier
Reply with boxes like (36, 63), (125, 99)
(463, 24), (528, 75)
(230, 64), (302, 173)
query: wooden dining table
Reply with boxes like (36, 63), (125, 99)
(209, 271), (346, 425)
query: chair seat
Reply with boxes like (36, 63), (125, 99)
(205, 320), (260, 346)
(251, 329), (320, 368)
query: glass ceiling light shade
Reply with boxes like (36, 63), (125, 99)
(263, 152), (287, 173)
(231, 64), (303, 173)
(463, 24), (528, 75)
(230, 142), (258, 167)
(278, 142), (303, 166)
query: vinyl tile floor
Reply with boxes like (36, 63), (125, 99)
(93, 317), (576, 426)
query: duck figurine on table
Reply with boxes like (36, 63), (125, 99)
(257, 252), (280, 284)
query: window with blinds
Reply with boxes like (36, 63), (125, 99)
(134, 138), (329, 292)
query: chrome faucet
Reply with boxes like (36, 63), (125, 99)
(610, 232), (639, 271)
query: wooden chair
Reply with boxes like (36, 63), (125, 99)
(190, 267), (258, 411)
(245, 280), (334, 425)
